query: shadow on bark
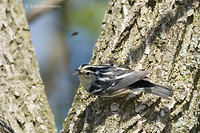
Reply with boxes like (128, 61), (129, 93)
(126, 0), (195, 64)
(81, 95), (172, 132)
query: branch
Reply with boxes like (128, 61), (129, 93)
(26, 0), (65, 22)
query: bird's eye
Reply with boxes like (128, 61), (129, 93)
(85, 72), (90, 76)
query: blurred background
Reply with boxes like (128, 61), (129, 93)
(22, 0), (108, 131)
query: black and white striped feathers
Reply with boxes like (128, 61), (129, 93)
(75, 64), (173, 98)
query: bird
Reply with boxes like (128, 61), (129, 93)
(74, 64), (173, 99)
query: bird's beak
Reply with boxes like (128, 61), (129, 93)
(73, 69), (81, 75)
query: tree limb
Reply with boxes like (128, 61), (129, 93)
(26, 0), (65, 22)
(62, 0), (200, 132)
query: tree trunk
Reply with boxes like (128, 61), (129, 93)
(0, 0), (57, 132)
(62, 0), (200, 133)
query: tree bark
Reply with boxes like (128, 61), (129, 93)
(0, 0), (57, 132)
(62, 0), (200, 133)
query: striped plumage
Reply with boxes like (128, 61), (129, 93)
(75, 64), (173, 98)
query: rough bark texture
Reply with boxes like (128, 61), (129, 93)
(0, 0), (57, 132)
(63, 0), (200, 133)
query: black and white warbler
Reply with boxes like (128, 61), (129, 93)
(74, 64), (173, 98)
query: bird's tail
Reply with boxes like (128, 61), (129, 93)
(129, 80), (173, 99)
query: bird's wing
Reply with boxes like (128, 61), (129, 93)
(111, 70), (151, 90)
(88, 67), (150, 96)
